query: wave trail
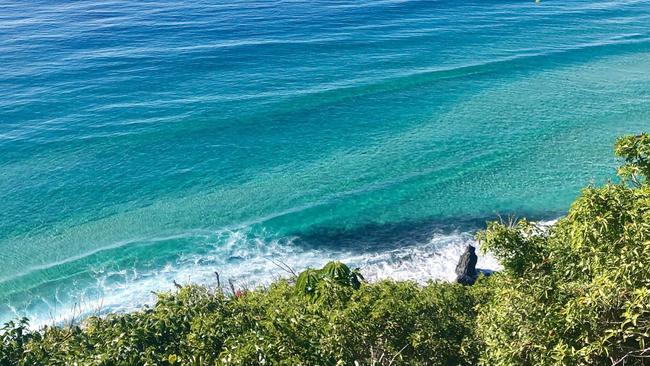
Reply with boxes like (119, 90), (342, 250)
(0, 225), (503, 328)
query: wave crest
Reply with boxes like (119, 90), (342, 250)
(0, 226), (501, 328)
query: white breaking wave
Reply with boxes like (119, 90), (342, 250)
(6, 227), (503, 329)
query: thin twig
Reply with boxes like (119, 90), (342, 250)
(611, 347), (650, 366)
(214, 271), (221, 288)
(268, 258), (298, 277)
(228, 279), (237, 296)
(388, 345), (409, 366)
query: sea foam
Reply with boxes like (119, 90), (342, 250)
(6, 227), (500, 329)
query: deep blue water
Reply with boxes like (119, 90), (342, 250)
(1, 0), (650, 325)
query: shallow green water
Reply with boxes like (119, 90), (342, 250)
(1, 0), (649, 324)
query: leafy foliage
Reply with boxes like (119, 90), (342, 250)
(2, 133), (650, 365)
(0, 278), (478, 366)
(475, 133), (650, 366)
(615, 133), (650, 185)
(294, 261), (364, 303)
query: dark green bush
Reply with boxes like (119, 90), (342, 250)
(1, 274), (478, 365)
(475, 133), (650, 366)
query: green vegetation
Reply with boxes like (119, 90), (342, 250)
(2, 133), (649, 365)
(1, 277), (478, 365)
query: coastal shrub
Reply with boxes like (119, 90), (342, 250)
(475, 133), (650, 366)
(0, 275), (478, 365)
(294, 260), (364, 302)
(615, 133), (650, 185)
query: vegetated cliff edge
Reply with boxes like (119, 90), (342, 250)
(2, 133), (650, 366)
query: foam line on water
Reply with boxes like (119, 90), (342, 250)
(2, 226), (506, 329)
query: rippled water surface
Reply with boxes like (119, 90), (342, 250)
(1, 0), (650, 324)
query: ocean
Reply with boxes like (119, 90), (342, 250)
(1, 0), (649, 325)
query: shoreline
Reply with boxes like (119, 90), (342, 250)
(3, 230), (503, 329)
(1, 216), (564, 327)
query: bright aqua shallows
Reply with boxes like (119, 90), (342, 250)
(1, 0), (649, 325)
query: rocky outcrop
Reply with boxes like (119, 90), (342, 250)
(455, 245), (478, 285)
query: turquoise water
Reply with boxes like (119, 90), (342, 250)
(1, 0), (650, 325)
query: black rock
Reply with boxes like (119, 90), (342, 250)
(455, 245), (478, 285)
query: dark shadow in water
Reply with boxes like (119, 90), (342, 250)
(288, 210), (564, 253)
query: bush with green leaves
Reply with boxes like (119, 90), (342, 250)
(475, 133), (650, 366)
(2, 133), (649, 366)
(1, 270), (478, 365)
